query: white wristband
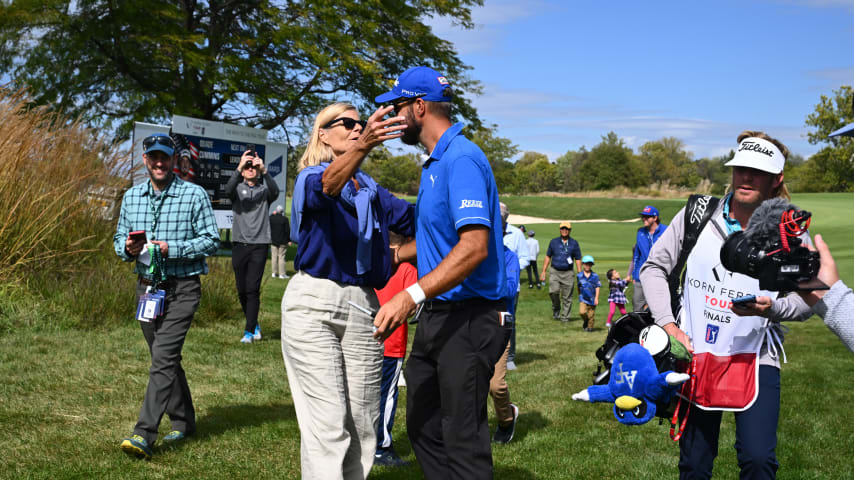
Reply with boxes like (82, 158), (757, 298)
(406, 283), (426, 305)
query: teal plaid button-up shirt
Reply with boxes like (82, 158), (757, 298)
(114, 176), (219, 278)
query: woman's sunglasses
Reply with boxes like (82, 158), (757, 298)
(323, 117), (367, 130)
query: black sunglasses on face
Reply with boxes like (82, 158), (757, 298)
(143, 135), (175, 151)
(392, 94), (426, 115)
(323, 117), (367, 130)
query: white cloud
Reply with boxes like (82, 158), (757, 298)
(427, 0), (548, 55)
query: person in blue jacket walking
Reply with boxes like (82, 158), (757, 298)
(628, 205), (666, 310)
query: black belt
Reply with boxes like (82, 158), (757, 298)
(138, 276), (178, 291)
(423, 297), (505, 312)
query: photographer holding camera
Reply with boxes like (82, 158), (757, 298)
(798, 234), (854, 352)
(640, 131), (812, 480)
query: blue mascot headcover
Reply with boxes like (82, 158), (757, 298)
(572, 343), (689, 425)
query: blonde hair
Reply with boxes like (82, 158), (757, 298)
(298, 102), (358, 171)
(726, 130), (791, 200)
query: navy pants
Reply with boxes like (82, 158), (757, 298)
(679, 365), (781, 480)
(376, 356), (404, 454)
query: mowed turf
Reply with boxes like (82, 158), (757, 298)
(1, 194), (853, 479)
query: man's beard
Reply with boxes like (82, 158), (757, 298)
(400, 110), (420, 146)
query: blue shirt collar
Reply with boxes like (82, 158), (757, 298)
(427, 122), (465, 163)
(722, 192), (742, 234)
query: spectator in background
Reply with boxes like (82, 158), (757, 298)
(629, 205), (666, 310)
(500, 202), (529, 371)
(576, 255), (600, 332)
(283, 102), (413, 479)
(225, 149), (279, 344)
(605, 269), (630, 328)
(489, 244), (520, 444)
(374, 233), (417, 468)
(269, 205), (290, 279)
(540, 221), (582, 322)
(114, 133), (219, 459)
(526, 230), (541, 289)
(798, 234), (854, 353)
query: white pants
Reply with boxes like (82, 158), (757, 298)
(281, 271), (383, 480)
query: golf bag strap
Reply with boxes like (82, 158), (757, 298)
(667, 194), (720, 317)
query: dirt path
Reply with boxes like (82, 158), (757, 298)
(508, 214), (640, 225)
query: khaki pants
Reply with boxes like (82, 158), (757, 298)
(548, 267), (575, 321)
(489, 340), (513, 426)
(271, 243), (287, 276)
(579, 302), (596, 330)
(281, 271), (383, 480)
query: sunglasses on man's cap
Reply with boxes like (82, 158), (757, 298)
(323, 117), (367, 130)
(143, 134), (175, 151)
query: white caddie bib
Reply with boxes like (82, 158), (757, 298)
(680, 216), (776, 411)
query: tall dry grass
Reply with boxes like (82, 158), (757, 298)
(0, 89), (128, 285)
(0, 89), (242, 330)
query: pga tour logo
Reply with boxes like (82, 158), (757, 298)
(459, 199), (483, 209)
(705, 324), (720, 344)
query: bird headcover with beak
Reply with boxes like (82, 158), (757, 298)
(572, 342), (690, 425)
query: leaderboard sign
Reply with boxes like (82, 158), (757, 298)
(133, 115), (287, 229)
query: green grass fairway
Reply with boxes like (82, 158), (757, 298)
(2, 194), (853, 479)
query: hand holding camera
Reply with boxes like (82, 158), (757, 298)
(798, 234), (840, 307)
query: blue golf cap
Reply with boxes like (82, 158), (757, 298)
(375, 66), (452, 104)
(639, 205), (659, 217)
(582, 255), (595, 264)
(143, 133), (175, 156)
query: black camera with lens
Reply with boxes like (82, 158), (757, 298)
(719, 198), (822, 292)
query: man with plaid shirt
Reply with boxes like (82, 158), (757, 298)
(114, 133), (219, 459)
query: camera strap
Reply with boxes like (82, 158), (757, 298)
(668, 194), (720, 318)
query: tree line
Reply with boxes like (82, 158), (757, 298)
(1, 3), (851, 196)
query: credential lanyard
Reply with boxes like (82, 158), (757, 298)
(146, 181), (171, 284)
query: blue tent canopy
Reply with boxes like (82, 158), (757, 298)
(829, 122), (854, 138)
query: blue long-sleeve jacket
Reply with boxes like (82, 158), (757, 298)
(632, 223), (667, 280)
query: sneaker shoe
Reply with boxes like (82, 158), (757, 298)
(506, 360), (517, 371)
(528, 284), (534, 289)
(281, 273), (290, 279)
(552, 310), (559, 320)
(162, 430), (191, 444)
(253, 325), (262, 341)
(493, 404), (519, 444)
(271, 273), (278, 278)
(240, 331), (254, 343)
(374, 448), (410, 467)
(120, 435), (152, 460)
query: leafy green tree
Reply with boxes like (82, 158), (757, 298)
(0, 0), (484, 140)
(803, 85), (854, 192)
(579, 132), (635, 190)
(514, 151), (557, 193)
(469, 124), (519, 194)
(638, 137), (696, 186)
(361, 152), (422, 196)
(555, 147), (588, 192)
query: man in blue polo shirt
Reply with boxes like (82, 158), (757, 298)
(540, 221), (582, 322)
(373, 66), (509, 480)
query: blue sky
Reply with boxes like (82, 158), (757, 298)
(421, 0), (854, 160)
